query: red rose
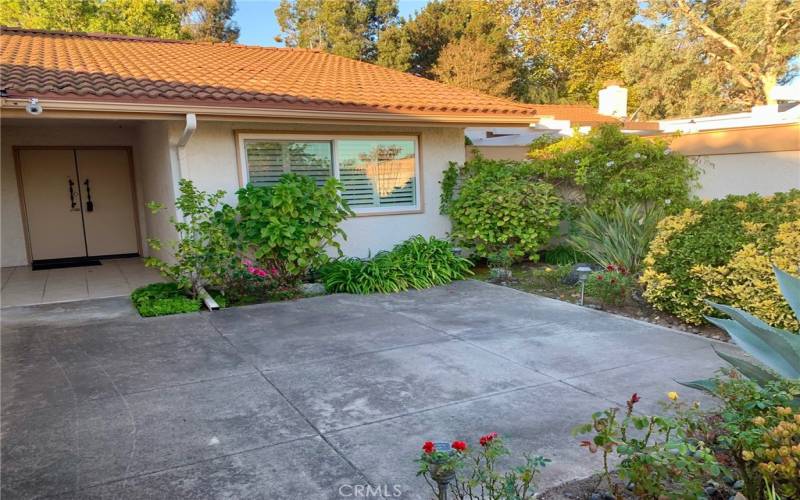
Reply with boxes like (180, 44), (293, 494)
(479, 432), (498, 447)
(451, 440), (467, 452)
(423, 441), (435, 454)
(631, 393), (641, 403)
(606, 265), (615, 271)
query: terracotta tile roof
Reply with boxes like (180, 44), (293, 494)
(523, 103), (618, 125)
(0, 27), (555, 122)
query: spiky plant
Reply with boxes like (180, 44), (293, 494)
(682, 267), (800, 397)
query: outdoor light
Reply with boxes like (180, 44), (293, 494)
(576, 266), (592, 306)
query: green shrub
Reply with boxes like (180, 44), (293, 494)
(529, 124), (700, 214)
(146, 179), (241, 298)
(131, 283), (201, 317)
(641, 191), (800, 328)
(568, 203), (663, 274)
(442, 158), (562, 260)
(585, 267), (634, 306)
(320, 236), (473, 294)
(529, 264), (572, 288)
(540, 245), (590, 265)
(229, 174), (354, 283)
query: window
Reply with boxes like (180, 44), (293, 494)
(243, 140), (332, 187)
(239, 134), (420, 214)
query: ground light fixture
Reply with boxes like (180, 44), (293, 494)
(576, 266), (592, 305)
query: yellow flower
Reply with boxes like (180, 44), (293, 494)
(742, 450), (755, 461)
(667, 391), (679, 401)
(753, 416), (766, 426)
(777, 406), (793, 416)
(544, 267), (553, 272)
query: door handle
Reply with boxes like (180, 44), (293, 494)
(68, 178), (79, 211)
(83, 178), (94, 212)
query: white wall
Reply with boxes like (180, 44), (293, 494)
(134, 121), (179, 262)
(693, 151), (800, 199)
(181, 120), (463, 257)
(1, 121), (143, 267)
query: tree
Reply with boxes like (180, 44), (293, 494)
(432, 36), (514, 96)
(514, 0), (625, 104)
(377, 0), (516, 78)
(178, 0), (240, 42)
(275, 0), (398, 61)
(1, 0), (184, 39)
(1, 0), (239, 42)
(609, 0), (800, 117)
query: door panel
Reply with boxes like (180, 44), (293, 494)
(19, 149), (87, 261)
(76, 149), (139, 257)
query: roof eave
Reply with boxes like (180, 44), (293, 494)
(0, 98), (540, 127)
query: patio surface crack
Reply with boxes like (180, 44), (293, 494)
(205, 317), (376, 489)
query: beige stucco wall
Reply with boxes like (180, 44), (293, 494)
(134, 121), (179, 262)
(178, 120), (463, 258)
(1, 121), (149, 267)
(693, 151), (800, 199)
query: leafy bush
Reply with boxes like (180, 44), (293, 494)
(529, 264), (572, 288)
(574, 392), (722, 499)
(585, 267), (634, 306)
(529, 124), (699, 214)
(540, 244), (590, 265)
(146, 179), (241, 298)
(640, 191), (800, 329)
(442, 158), (562, 260)
(568, 203), (662, 273)
(229, 174), (354, 283)
(320, 236), (472, 294)
(416, 434), (549, 500)
(131, 283), (201, 317)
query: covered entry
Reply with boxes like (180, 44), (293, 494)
(16, 147), (140, 269)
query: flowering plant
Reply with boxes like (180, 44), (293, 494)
(416, 440), (468, 490)
(585, 268), (633, 306)
(574, 392), (722, 499)
(416, 434), (549, 500)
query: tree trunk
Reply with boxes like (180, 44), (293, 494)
(762, 72), (778, 105)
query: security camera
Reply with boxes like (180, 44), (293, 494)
(25, 98), (43, 115)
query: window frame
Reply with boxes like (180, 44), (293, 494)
(236, 132), (423, 216)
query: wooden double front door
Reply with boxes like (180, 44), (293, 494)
(17, 148), (140, 263)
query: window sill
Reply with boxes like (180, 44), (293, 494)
(352, 208), (424, 217)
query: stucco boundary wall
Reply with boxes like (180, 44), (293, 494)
(467, 123), (800, 199)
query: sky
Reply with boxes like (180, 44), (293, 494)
(233, 0), (430, 47)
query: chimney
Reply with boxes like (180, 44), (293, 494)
(598, 83), (628, 118)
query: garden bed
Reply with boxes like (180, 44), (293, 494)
(474, 262), (729, 342)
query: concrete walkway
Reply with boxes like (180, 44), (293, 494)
(1, 280), (732, 499)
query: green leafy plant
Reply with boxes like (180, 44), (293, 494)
(529, 264), (572, 288)
(585, 266), (634, 306)
(146, 179), (241, 298)
(229, 174), (354, 284)
(540, 244), (591, 265)
(130, 282), (201, 317)
(574, 392), (723, 499)
(443, 157), (562, 260)
(417, 434), (549, 500)
(681, 267), (800, 401)
(320, 236), (473, 294)
(568, 203), (663, 274)
(640, 191), (800, 329)
(528, 124), (700, 214)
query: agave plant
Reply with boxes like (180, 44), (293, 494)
(681, 267), (800, 395)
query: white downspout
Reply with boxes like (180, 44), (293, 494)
(173, 113), (218, 310)
(176, 112), (197, 179)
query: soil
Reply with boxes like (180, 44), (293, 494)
(538, 472), (736, 500)
(473, 262), (730, 344)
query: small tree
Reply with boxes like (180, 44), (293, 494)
(146, 179), (240, 298)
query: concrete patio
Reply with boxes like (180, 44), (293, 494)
(1, 280), (731, 499)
